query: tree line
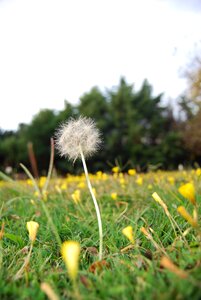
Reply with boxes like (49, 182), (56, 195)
(0, 77), (200, 175)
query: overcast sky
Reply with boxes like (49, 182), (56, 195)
(0, 0), (201, 131)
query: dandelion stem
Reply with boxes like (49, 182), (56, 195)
(79, 145), (103, 261)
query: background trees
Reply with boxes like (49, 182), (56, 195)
(0, 77), (195, 174)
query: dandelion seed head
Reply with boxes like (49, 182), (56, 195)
(55, 116), (101, 161)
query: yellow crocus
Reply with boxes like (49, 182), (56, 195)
(136, 177), (143, 186)
(178, 182), (196, 205)
(122, 226), (134, 244)
(39, 176), (47, 188)
(196, 168), (201, 176)
(128, 169), (136, 176)
(112, 166), (119, 173)
(111, 192), (117, 200)
(61, 241), (80, 281)
(26, 221), (39, 243)
(71, 190), (81, 204)
(167, 176), (175, 185)
(177, 206), (198, 228)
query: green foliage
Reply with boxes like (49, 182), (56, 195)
(0, 78), (187, 173)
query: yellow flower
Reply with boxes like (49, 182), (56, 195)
(177, 206), (198, 228)
(26, 221), (39, 243)
(122, 226), (134, 244)
(152, 192), (170, 216)
(167, 176), (175, 185)
(39, 176), (47, 188)
(178, 182), (196, 205)
(111, 192), (117, 200)
(61, 241), (80, 281)
(96, 171), (103, 179)
(196, 168), (201, 176)
(102, 173), (108, 181)
(112, 166), (119, 173)
(30, 199), (36, 205)
(71, 190), (81, 204)
(26, 179), (33, 186)
(34, 191), (40, 197)
(119, 178), (125, 185)
(128, 169), (136, 176)
(61, 183), (67, 190)
(148, 184), (153, 190)
(77, 181), (86, 189)
(136, 176), (143, 186)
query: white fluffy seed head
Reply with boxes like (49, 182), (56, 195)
(55, 116), (101, 161)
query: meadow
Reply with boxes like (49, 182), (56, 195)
(0, 167), (200, 300)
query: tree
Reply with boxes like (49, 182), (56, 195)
(77, 87), (110, 171)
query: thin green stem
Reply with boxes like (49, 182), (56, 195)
(79, 146), (103, 261)
(42, 138), (55, 194)
(41, 200), (62, 246)
(20, 163), (41, 196)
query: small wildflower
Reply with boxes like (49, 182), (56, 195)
(102, 173), (108, 180)
(61, 183), (67, 190)
(71, 190), (81, 204)
(55, 116), (103, 261)
(96, 171), (103, 179)
(148, 184), (153, 190)
(152, 192), (170, 216)
(177, 206), (198, 228)
(26, 221), (39, 243)
(167, 176), (175, 185)
(30, 199), (36, 205)
(34, 191), (40, 197)
(39, 176), (47, 188)
(119, 178), (125, 185)
(128, 169), (136, 176)
(178, 182), (196, 205)
(55, 116), (101, 161)
(112, 166), (119, 173)
(77, 181), (86, 189)
(61, 241), (80, 282)
(26, 179), (33, 186)
(136, 176), (143, 186)
(122, 226), (134, 244)
(111, 192), (117, 200)
(196, 168), (201, 176)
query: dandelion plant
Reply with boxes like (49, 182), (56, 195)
(55, 116), (103, 260)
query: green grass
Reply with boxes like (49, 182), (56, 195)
(0, 171), (201, 300)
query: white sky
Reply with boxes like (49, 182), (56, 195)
(0, 0), (201, 131)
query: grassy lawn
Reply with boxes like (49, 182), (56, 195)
(0, 169), (201, 299)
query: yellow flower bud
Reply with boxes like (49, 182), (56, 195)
(71, 190), (81, 204)
(111, 192), (117, 200)
(122, 226), (134, 244)
(177, 206), (198, 228)
(128, 169), (136, 176)
(136, 177), (143, 186)
(178, 182), (196, 205)
(61, 241), (80, 281)
(112, 166), (119, 173)
(26, 221), (39, 243)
